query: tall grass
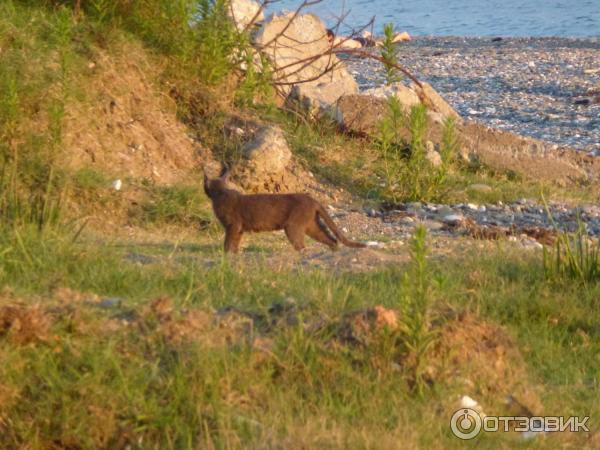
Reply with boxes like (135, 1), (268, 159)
(0, 3), (77, 229)
(543, 224), (600, 285)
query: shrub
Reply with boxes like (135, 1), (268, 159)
(400, 225), (438, 394)
(380, 23), (401, 86)
(375, 99), (455, 203)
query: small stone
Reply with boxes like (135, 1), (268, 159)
(98, 298), (123, 309)
(421, 220), (444, 231)
(436, 206), (454, 217)
(442, 214), (464, 225)
(467, 183), (493, 193)
(466, 203), (479, 211)
(112, 179), (122, 191)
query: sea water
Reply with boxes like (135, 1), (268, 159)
(270, 0), (600, 37)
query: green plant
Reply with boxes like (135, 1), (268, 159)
(375, 95), (405, 201)
(401, 103), (429, 201)
(133, 184), (213, 227)
(375, 100), (455, 203)
(399, 225), (438, 394)
(235, 51), (275, 107)
(543, 223), (600, 285)
(380, 23), (402, 86)
(0, 3), (76, 230)
(436, 116), (458, 186)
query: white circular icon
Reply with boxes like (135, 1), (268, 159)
(450, 408), (482, 440)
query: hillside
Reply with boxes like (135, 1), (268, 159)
(0, 1), (598, 449)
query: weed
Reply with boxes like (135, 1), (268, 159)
(380, 23), (402, 86)
(543, 223), (600, 285)
(399, 226), (438, 394)
(436, 116), (458, 186)
(0, 2), (78, 229)
(375, 99), (456, 203)
(132, 183), (213, 228)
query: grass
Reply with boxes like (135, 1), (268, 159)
(0, 226), (598, 449)
(0, 2), (598, 449)
(130, 182), (215, 228)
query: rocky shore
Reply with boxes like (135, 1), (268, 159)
(327, 197), (600, 248)
(345, 37), (600, 154)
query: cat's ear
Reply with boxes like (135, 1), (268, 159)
(219, 166), (230, 182)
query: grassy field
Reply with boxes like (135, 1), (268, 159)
(0, 1), (598, 449)
(0, 226), (598, 449)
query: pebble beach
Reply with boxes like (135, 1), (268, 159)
(345, 37), (600, 154)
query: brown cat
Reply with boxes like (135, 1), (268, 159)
(204, 169), (366, 253)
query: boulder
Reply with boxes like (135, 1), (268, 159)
(411, 81), (460, 120)
(289, 79), (358, 119)
(254, 12), (358, 111)
(362, 82), (421, 108)
(234, 125), (293, 192)
(335, 94), (389, 136)
(335, 87), (591, 185)
(228, 0), (264, 31)
(334, 82), (454, 136)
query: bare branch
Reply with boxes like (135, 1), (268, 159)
(333, 48), (423, 88)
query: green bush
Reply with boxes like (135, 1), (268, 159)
(380, 23), (401, 86)
(375, 99), (456, 202)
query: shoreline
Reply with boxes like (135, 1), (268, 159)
(345, 36), (600, 154)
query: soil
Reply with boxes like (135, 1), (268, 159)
(63, 40), (207, 184)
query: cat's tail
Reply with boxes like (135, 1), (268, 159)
(317, 205), (366, 248)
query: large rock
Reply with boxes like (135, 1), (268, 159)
(334, 82), (453, 136)
(411, 81), (461, 120)
(234, 125), (293, 192)
(254, 12), (358, 111)
(335, 89), (590, 185)
(228, 0), (264, 31)
(335, 94), (390, 136)
(455, 122), (587, 184)
(289, 79), (358, 119)
(362, 82), (421, 108)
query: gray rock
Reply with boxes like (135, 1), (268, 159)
(467, 183), (493, 193)
(421, 219), (444, 231)
(98, 298), (124, 309)
(255, 12), (357, 105)
(442, 214), (464, 225)
(436, 206), (454, 217)
(228, 0), (264, 31)
(235, 125), (292, 192)
(362, 82), (421, 109)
